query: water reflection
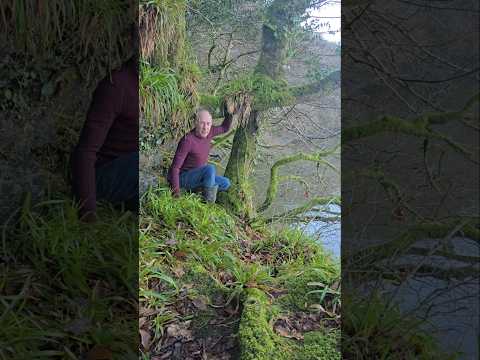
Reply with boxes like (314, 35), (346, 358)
(297, 204), (341, 258)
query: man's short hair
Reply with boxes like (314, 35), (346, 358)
(194, 107), (211, 122)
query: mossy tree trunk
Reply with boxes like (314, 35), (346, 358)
(219, 0), (314, 218)
(220, 95), (258, 218)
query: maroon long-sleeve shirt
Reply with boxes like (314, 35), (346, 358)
(71, 58), (139, 216)
(168, 115), (232, 195)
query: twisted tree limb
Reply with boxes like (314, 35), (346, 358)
(211, 128), (235, 148)
(406, 247), (480, 265)
(346, 220), (480, 269)
(258, 145), (339, 213)
(265, 195), (341, 223)
(342, 93), (479, 161)
(363, 263), (479, 282)
(289, 70), (341, 102)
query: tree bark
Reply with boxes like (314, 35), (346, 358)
(218, 95), (258, 218)
(219, 0), (316, 218)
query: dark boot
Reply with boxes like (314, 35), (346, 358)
(202, 185), (218, 203)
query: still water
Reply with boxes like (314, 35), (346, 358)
(297, 204), (341, 259)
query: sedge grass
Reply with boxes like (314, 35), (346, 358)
(1, 197), (138, 359)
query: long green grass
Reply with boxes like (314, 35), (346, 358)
(1, 0), (134, 80)
(140, 0), (187, 67)
(342, 293), (460, 360)
(139, 0), (203, 149)
(139, 187), (341, 359)
(140, 66), (182, 123)
(1, 197), (138, 359)
(140, 187), (457, 359)
(140, 63), (197, 140)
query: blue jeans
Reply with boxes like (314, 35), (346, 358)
(180, 164), (231, 192)
(96, 152), (139, 211)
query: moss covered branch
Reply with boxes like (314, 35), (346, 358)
(346, 220), (480, 270)
(342, 93), (479, 159)
(289, 70), (341, 101)
(406, 247), (480, 264)
(258, 145), (340, 213)
(238, 288), (278, 360)
(381, 264), (479, 282)
(211, 129), (235, 148)
(204, 70), (342, 113)
(265, 196), (341, 224)
(343, 167), (421, 219)
(219, 73), (294, 111)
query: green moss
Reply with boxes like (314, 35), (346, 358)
(140, 189), (343, 359)
(199, 93), (222, 113)
(343, 115), (432, 143)
(238, 288), (279, 360)
(296, 330), (340, 360)
(258, 147), (339, 213)
(238, 288), (341, 360)
(219, 73), (294, 110)
(219, 117), (258, 219)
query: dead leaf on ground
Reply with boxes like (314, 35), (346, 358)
(172, 264), (185, 278)
(174, 251), (187, 260)
(139, 306), (158, 317)
(309, 304), (337, 317)
(166, 322), (193, 340)
(269, 288), (288, 298)
(274, 325), (304, 340)
(192, 295), (209, 311)
(140, 329), (152, 351)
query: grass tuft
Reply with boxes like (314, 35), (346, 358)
(1, 197), (137, 358)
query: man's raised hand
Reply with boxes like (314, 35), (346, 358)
(224, 97), (236, 116)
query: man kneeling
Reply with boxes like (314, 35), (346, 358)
(168, 105), (233, 202)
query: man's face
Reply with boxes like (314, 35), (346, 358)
(195, 111), (213, 138)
